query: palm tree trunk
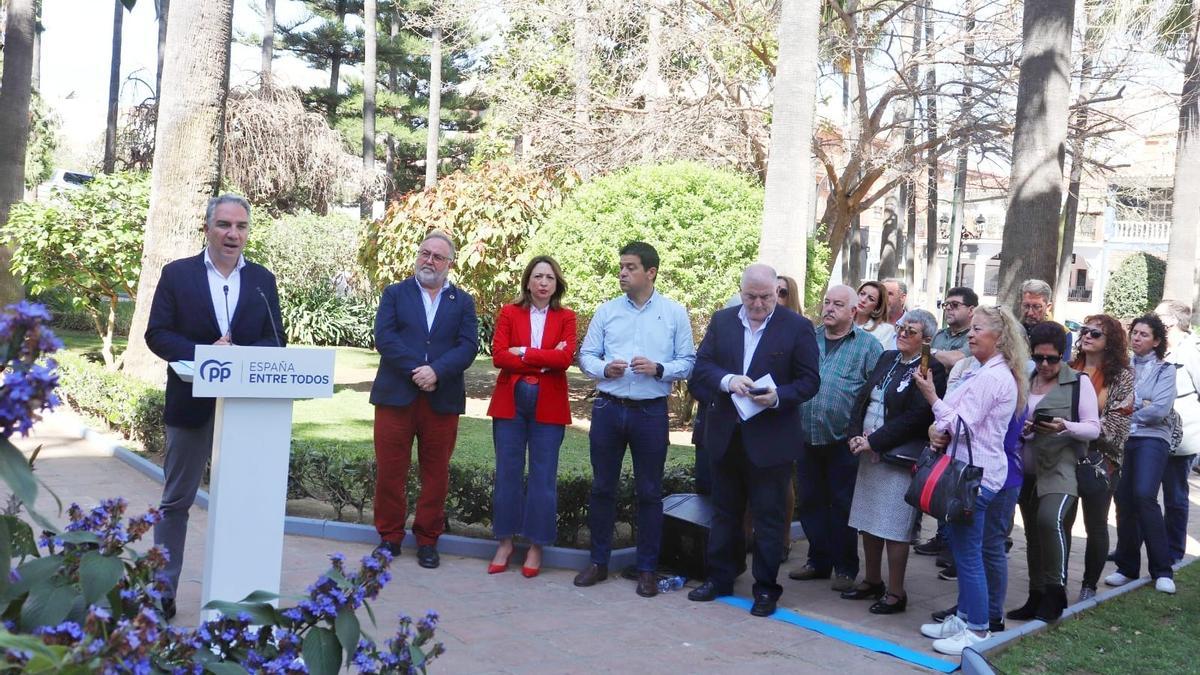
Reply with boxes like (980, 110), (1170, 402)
(759, 0), (822, 298)
(424, 26), (442, 188)
(997, 0), (1075, 310)
(945, 5), (975, 297)
(0, 0), (35, 305)
(904, 0), (923, 289)
(923, 0), (938, 301)
(123, 0), (235, 382)
(104, 0), (124, 174)
(1056, 52), (1091, 309)
(361, 0), (377, 219)
(1166, 2), (1200, 321)
(385, 6), (398, 190)
(31, 2), (42, 91)
(261, 0), (275, 89)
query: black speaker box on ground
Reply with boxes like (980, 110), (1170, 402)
(659, 493), (715, 580)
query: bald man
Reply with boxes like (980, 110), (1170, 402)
(789, 285), (883, 592)
(687, 264), (821, 617)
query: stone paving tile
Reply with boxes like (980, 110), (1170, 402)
(12, 410), (1200, 673)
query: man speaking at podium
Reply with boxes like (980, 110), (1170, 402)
(145, 194), (286, 620)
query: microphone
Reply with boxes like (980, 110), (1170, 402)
(222, 285), (231, 339)
(257, 286), (283, 347)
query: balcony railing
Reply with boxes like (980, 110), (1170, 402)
(1112, 220), (1171, 243)
(1067, 287), (1093, 303)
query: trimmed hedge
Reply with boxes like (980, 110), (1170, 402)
(56, 354), (698, 547)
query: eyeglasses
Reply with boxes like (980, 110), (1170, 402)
(1021, 303), (1047, 313)
(1031, 354), (1062, 364)
(1080, 327), (1104, 339)
(776, 288), (789, 298)
(941, 301), (971, 310)
(417, 249), (451, 264)
(896, 326), (923, 338)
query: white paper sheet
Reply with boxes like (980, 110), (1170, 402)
(732, 374), (777, 421)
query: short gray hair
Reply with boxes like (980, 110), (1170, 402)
(740, 263), (777, 288)
(826, 284), (856, 303)
(1156, 299), (1192, 331)
(882, 277), (908, 295)
(205, 194), (252, 227)
(899, 308), (938, 340)
(1019, 278), (1053, 304)
(420, 230), (457, 260)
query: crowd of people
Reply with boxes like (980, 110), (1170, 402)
(146, 199), (1198, 656)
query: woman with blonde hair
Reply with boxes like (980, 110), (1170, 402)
(855, 281), (896, 347)
(776, 275), (802, 314)
(913, 305), (1028, 655)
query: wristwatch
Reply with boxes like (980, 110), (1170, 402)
(655, 363), (665, 379)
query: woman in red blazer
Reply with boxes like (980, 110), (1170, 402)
(486, 255), (577, 577)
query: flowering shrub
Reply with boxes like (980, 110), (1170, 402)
(0, 304), (444, 673)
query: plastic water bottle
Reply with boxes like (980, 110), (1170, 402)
(657, 575), (686, 593)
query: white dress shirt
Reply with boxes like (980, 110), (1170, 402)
(204, 248), (246, 337)
(419, 279), (451, 331)
(720, 306), (775, 392)
(529, 304), (549, 349)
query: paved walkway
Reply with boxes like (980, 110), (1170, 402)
(14, 409), (1200, 673)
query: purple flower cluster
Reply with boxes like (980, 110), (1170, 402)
(280, 548), (393, 624)
(350, 610), (446, 674)
(0, 301), (62, 438)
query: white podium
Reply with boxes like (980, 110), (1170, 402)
(173, 345), (335, 614)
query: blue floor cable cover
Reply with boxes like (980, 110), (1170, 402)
(717, 596), (960, 673)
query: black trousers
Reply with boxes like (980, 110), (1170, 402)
(706, 429), (792, 599)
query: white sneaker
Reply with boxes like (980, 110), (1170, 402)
(1155, 577), (1176, 594)
(933, 627), (991, 656)
(921, 614), (967, 639)
(1104, 572), (1135, 587)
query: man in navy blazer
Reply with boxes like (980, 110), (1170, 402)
(686, 263), (820, 617)
(145, 194), (285, 619)
(371, 231), (478, 568)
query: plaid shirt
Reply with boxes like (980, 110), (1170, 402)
(800, 325), (884, 444)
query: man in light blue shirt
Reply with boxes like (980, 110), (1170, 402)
(573, 241), (696, 597)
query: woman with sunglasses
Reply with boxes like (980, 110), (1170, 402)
(1006, 322), (1100, 622)
(1106, 315), (1178, 594)
(776, 275), (802, 314)
(1065, 314), (1133, 601)
(854, 281), (896, 348)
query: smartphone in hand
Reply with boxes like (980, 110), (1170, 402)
(920, 342), (931, 376)
(747, 386), (770, 396)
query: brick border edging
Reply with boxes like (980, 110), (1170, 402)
(960, 557), (1197, 674)
(76, 421), (633, 570)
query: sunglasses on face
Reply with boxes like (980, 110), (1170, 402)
(1080, 328), (1104, 339)
(777, 288), (789, 298)
(1032, 354), (1062, 364)
(941, 301), (969, 310)
(896, 326), (923, 338)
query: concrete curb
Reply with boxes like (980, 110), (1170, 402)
(960, 557), (1197, 674)
(76, 421), (636, 571)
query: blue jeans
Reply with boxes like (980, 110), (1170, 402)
(492, 381), (566, 545)
(947, 486), (997, 631)
(1163, 454), (1192, 563)
(797, 441), (859, 577)
(1114, 437), (1173, 580)
(984, 486), (1019, 622)
(587, 395), (669, 571)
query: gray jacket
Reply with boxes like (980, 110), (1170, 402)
(1129, 353), (1178, 445)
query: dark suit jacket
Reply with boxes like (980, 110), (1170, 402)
(689, 306), (821, 467)
(145, 252), (286, 428)
(848, 350), (947, 453)
(370, 277), (479, 414)
(486, 303), (577, 425)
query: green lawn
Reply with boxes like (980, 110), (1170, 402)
(991, 562), (1200, 673)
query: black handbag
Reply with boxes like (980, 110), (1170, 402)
(1075, 450), (1109, 498)
(904, 419), (983, 525)
(881, 439), (926, 468)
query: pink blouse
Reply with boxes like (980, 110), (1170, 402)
(933, 353), (1018, 492)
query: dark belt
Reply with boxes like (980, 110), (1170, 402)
(597, 391), (667, 407)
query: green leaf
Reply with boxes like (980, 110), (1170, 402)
(335, 606), (361, 662)
(0, 441), (49, 530)
(19, 582), (77, 631)
(0, 519), (9, 598)
(237, 590), (280, 603)
(0, 629), (63, 663)
(302, 626), (342, 675)
(79, 552), (124, 605)
(1, 515), (39, 559)
(204, 663), (248, 675)
(201, 600), (279, 625)
(11, 555), (63, 596)
(56, 531), (101, 545)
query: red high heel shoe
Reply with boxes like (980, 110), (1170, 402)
(488, 551), (512, 575)
(521, 565), (540, 578)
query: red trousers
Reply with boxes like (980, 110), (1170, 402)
(373, 396), (460, 547)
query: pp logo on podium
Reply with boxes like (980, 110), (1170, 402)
(199, 359), (234, 383)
